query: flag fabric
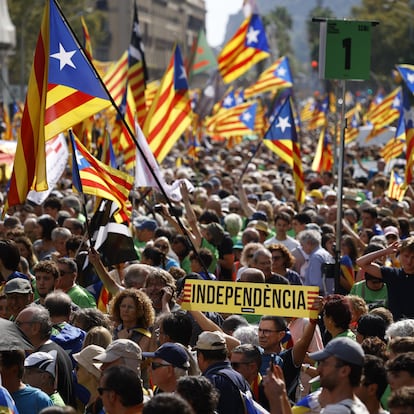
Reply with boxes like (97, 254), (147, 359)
(80, 15), (93, 60)
(380, 111), (405, 162)
(103, 51), (128, 106)
(208, 101), (258, 138)
(364, 88), (401, 138)
(143, 45), (193, 163)
(340, 255), (355, 291)
(128, 1), (148, 125)
(401, 85), (414, 187)
(217, 13), (270, 84)
(397, 65), (414, 94)
(388, 169), (406, 201)
(312, 127), (333, 173)
(110, 84), (137, 170)
(89, 199), (138, 267)
(344, 105), (362, 145)
(6, 0), (111, 210)
(245, 56), (293, 98)
(134, 122), (194, 201)
(307, 95), (328, 130)
(100, 128), (117, 168)
(69, 129), (133, 222)
(187, 30), (217, 79)
(27, 133), (69, 205)
(264, 97), (305, 203)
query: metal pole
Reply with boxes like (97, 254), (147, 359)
(334, 79), (347, 293)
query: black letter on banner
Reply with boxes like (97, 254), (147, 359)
(225, 286), (233, 304)
(273, 289), (281, 308)
(298, 291), (306, 309)
(196, 284), (205, 304)
(216, 286), (224, 305)
(207, 285), (215, 304)
(244, 287), (252, 307)
(254, 288), (262, 307)
(283, 289), (291, 309)
(264, 288), (271, 308)
(234, 287), (242, 306)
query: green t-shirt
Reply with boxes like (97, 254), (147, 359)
(50, 391), (65, 407)
(201, 238), (218, 274)
(349, 280), (388, 309)
(336, 329), (356, 341)
(67, 285), (96, 308)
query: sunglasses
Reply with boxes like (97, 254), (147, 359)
(231, 361), (252, 369)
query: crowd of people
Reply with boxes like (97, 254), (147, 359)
(0, 137), (413, 413)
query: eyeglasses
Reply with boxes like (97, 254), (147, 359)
(258, 328), (285, 336)
(97, 387), (112, 396)
(151, 362), (171, 370)
(231, 361), (252, 369)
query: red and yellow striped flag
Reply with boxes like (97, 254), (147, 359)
(6, 0), (111, 211)
(143, 45), (192, 162)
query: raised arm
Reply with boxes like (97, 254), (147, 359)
(88, 248), (123, 296)
(237, 184), (256, 218)
(355, 241), (399, 278)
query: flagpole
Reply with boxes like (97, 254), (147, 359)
(54, 0), (216, 276)
(334, 79), (347, 294)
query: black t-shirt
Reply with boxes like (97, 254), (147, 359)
(381, 266), (414, 320)
(217, 234), (234, 281)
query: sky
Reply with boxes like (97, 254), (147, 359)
(204, 0), (243, 47)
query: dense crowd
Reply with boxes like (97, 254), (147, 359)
(0, 137), (413, 414)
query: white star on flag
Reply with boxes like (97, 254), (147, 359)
(50, 43), (76, 71)
(276, 116), (291, 133)
(246, 26), (260, 44)
(179, 65), (187, 80)
(223, 95), (234, 107)
(242, 112), (252, 122)
(276, 67), (286, 77)
(407, 72), (414, 84)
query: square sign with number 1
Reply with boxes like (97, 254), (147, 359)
(319, 19), (373, 81)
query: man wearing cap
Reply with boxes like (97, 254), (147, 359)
(195, 330), (255, 413)
(5, 278), (33, 321)
(93, 339), (143, 374)
(23, 350), (65, 407)
(309, 337), (369, 413)
(133, 219), (158, 250)
(143, 342), (190, 393)
(1, 349), (54, 413)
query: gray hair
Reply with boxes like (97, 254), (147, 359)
(297, 229), (322, 247)
(27, 303), (52, 340)
(387, 319), (414, 339)
(233, 324), (259, 347)
(51, 227), (72, 241)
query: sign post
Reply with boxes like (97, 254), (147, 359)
(313, 18), (377, 293)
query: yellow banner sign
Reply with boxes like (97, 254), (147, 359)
(181, 280), (320, 318)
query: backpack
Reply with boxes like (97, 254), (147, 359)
(217, 369), (269, 414)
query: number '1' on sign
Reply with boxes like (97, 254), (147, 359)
(318, 19), (374, 81)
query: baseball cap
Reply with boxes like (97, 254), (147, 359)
(309, 337), (364, 367)
(73, 345), (105, 379)
(143, 342), (190, 370)
(135, 219), (157, 231)
(309, 189), (323, 200)
(24, 350), (57, 378)
(324, 190), (337, 200)
(5, 278), (33, 295)
(250, 211), (268, 222)
(194, 331), (226, 351)
(384, 226), (399, 238)
(93, 339), (142, 364)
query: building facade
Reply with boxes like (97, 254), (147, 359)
(105, 0), (206, 80)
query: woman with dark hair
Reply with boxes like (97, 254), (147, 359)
(140, 245), (166, 269)
(267, 243), (302, 285)
(33, 214), (57, 260)
(15, 236), (38, 271)
(110, 288), (155, 352)
(323, 294), (355, 343)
